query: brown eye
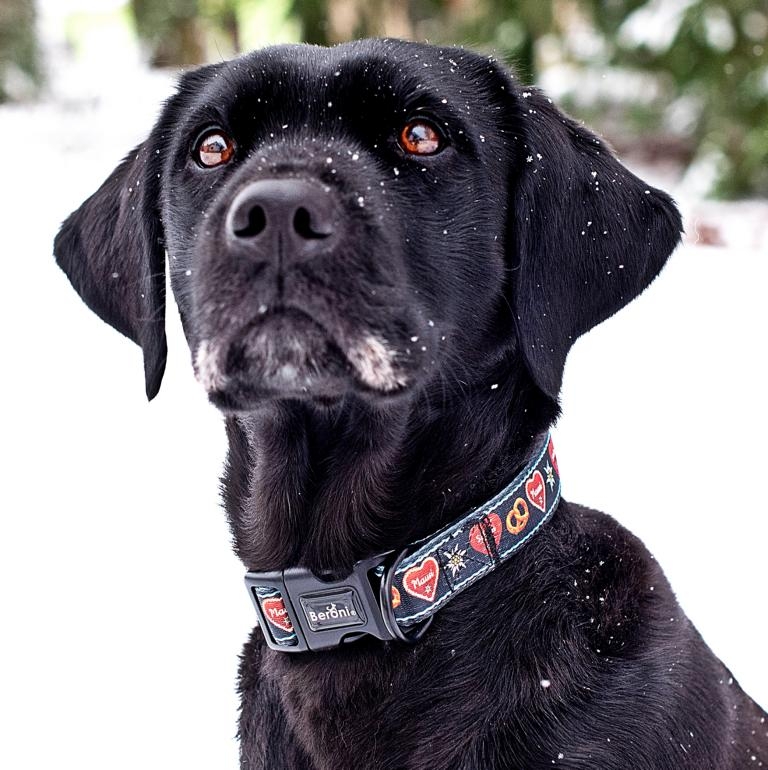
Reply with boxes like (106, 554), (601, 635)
(399, 120), (444, 156)
(195, 130), (235, 168)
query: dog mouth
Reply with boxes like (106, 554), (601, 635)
(194, 308), (409, 408)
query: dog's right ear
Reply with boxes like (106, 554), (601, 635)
(54, 127), (169, 400)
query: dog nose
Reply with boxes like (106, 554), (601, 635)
(226, 179), (338, 259)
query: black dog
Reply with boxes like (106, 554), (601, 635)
(55, 39), (767, 769)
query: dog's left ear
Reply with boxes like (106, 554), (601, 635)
(505, 87), (683, 400)
(54, 134), (168, 400)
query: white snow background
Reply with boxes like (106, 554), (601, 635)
(1, 29), (766, 770)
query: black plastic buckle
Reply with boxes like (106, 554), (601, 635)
(244, 549), (432, 652)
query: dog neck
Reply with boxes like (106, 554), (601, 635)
(224, 360), (557, 575)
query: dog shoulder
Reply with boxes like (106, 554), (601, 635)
(556, 502), (680, 657)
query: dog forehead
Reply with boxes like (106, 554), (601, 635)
(241, 39), (490, 79)
(192, 40), (503, 115)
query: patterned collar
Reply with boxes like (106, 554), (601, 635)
(245, 432), (562, 652)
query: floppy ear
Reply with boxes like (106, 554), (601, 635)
(54, 135), (167, 400)
(508, 89), (683, 400)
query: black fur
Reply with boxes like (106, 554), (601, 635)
(54, 39), (767, 769)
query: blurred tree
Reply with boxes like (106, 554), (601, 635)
(209, 0), (242, 52)
(131, 0), (244, 66)
(577, 0), (768, 197)
(290, 0), (413, 43)
(131, 0), (206, 66)
(0, 0), (41, 103)
(289, 0), (329, 43)
(414, 0), (551, 83)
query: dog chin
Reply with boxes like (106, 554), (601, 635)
(195, 312), (410, 411)
(205, 367), (411, 412)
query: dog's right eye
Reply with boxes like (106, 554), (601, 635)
(194, 129), (235, 168)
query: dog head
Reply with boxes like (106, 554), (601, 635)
(55, 39), (681, 409)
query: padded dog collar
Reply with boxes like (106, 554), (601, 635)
(245, 432), (562, 652)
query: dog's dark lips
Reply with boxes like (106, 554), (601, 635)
(205, 307), (410, 410)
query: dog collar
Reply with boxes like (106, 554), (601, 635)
(244, 432), (562, 652)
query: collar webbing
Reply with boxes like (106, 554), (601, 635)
(245, 432), (561, 652)
(389, 433), (561, 627)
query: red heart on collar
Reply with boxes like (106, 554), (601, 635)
(403, 556), (440, 603)
(525, 470), (546, 512)
(261, 596), (294, 633)
(469, 512), (503, 556)
(548, 438), (559, 475)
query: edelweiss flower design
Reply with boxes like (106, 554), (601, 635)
(545, 462), (556, 490)
(443, 544), (468, 577)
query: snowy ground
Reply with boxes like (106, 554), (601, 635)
(1, 61), (766, 770)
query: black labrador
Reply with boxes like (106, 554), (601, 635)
(55, 39), (767, 769)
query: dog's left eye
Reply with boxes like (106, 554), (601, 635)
(398, 120), (444, 156)
(195, 129), (235, 168)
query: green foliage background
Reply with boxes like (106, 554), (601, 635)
(577, 0), (768, 197)
(0, 0), (41, 102)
